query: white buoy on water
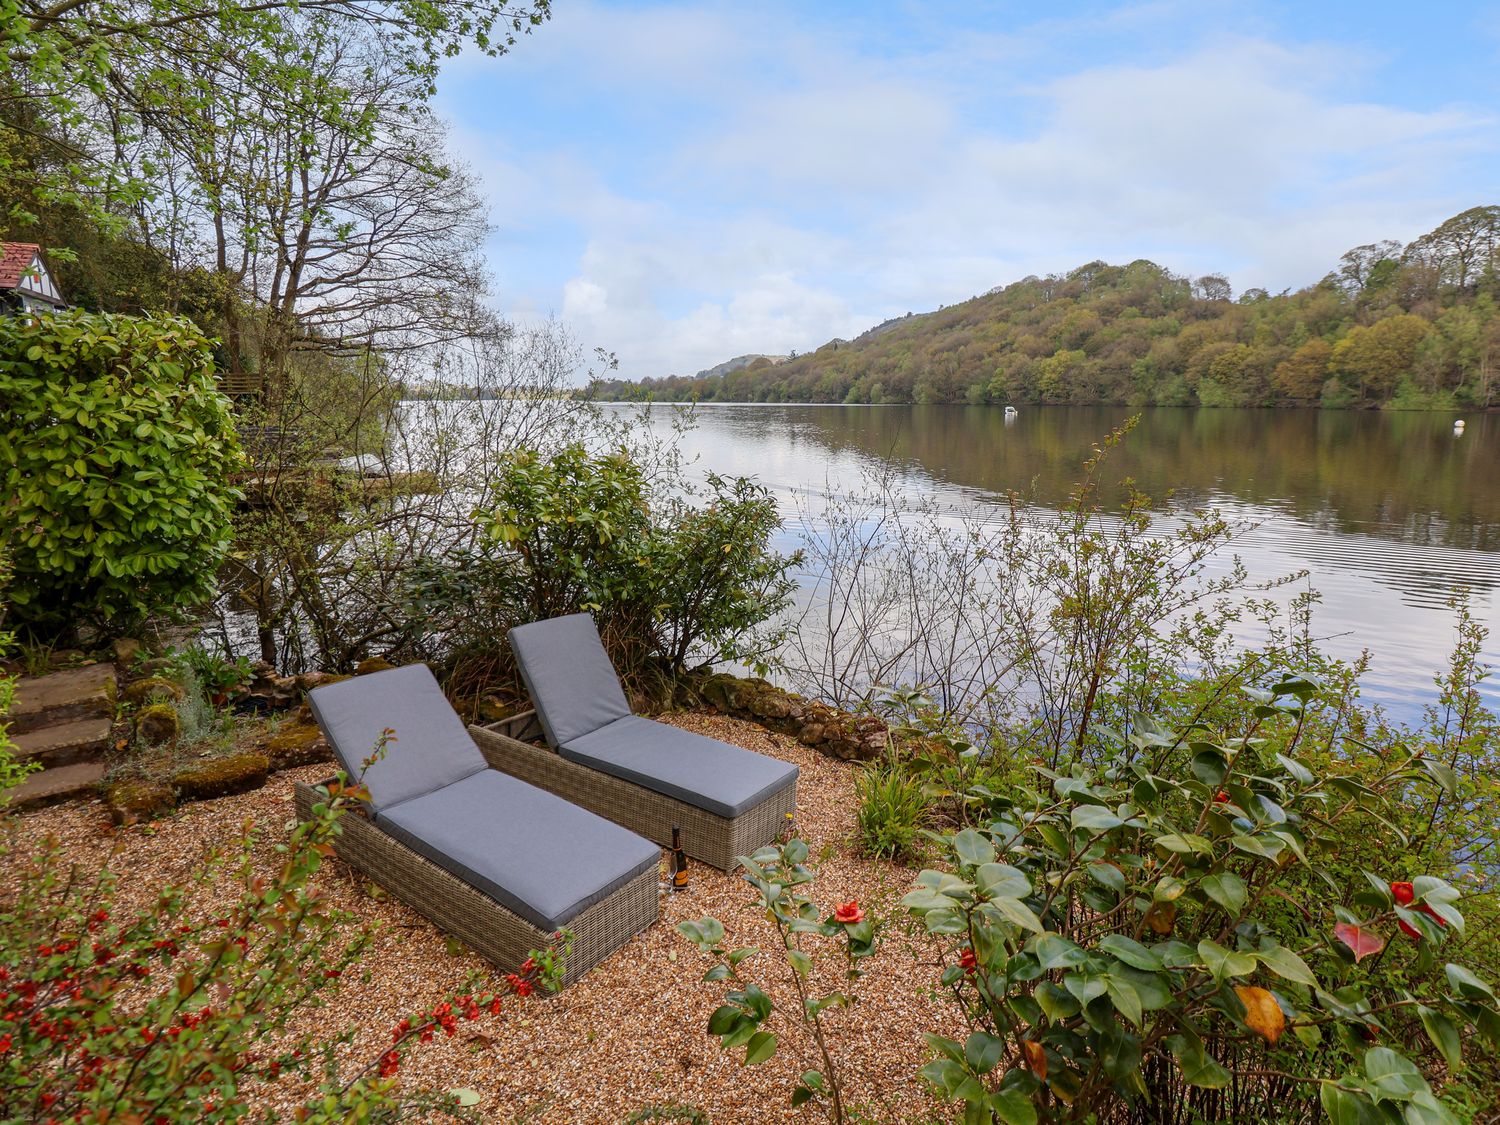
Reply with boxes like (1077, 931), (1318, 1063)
(1454, 419), (1466, 432)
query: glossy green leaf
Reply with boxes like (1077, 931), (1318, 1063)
(1033, 933), (1089, 970)
(743, 1030), (778, 1065)
(1254, 943), (1318, 988)
(1417, 1006), (1462, 1071)
(1200, 871), (1248, 915)
(1198, 940), (1256, 981)
(1099, 934), (1163, 971)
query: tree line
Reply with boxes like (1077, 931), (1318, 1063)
(590, 207), (1500, 410)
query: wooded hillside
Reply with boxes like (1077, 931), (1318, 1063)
(591, 207), (1500, 409)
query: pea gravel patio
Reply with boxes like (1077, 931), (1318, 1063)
(11, 713), (963, 1123)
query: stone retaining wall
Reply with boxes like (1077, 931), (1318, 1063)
(675, 669), (891, 763)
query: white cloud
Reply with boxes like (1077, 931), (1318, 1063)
(441, 4), (1497, 379)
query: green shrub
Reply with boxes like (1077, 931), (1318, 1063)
(854, 756), (930, 863)
(0, 753), (553, 1121)
(0, 547), (37, 801)
(454, 444), (798, 687)
(903, 677), (1499, 1123)
(0, 310), (242, 635)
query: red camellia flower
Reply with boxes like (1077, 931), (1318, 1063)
(833, 901), (864, 925)
(1390, 881), (1415, 906)
(958, 947), (979, 975)
(1213, 791), (1230, 804)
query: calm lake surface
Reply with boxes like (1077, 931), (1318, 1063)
(615, 404), (1500, 722)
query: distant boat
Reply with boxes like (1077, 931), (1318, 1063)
(1004, 405), (1019, 416)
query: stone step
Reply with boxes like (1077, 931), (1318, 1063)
(6, 761), (108, 811)
(12, 716), (114, 768)
(10, 664), (117, 735)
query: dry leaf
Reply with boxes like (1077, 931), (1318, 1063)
(1020, 1039), (1048, 1080)
(1234, 986), (1285, 1045)
(1144, 900), (1177, 935)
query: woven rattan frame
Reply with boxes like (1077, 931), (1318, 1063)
(469, 720), (796, 872)
(292, 781), (658, 988)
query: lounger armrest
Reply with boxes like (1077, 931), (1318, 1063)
(482, 710), (546, 745)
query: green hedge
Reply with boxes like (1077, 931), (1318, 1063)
(0, 311), (242, 633)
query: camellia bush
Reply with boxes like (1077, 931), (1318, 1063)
(902, 676), (1499, 1124)
(0, 310), (242, 634)
(679, 840), (879, 1124)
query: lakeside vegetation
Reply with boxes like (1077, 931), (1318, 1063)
(2, 0), (1499, 1121)
(589, 209), (1500, 411)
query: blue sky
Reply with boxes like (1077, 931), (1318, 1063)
(433, 1), (1500, 381)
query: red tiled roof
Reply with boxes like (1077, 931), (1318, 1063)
(0, 243), (42, 290)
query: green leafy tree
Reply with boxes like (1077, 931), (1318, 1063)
(1330, 315), (1432, 404)
(2, 0), (550, 240)
(0, 311), (242, 635)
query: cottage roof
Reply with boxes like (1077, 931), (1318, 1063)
(0, 243), (44, 290)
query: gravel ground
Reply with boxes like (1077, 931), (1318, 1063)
(11, 713), (960, 1124)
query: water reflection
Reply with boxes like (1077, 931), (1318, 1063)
(612, 404), (1499, 720)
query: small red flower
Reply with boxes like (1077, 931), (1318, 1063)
(519, 957), (537, 974)
(1213, 791), (1230, 804)
(959, 947), (979, 975)
(1417, 903), (1447, 928)
(1398, 918), (1422, 941)
(378, 1050), (400, 1078)
(323, 970), (341, 979)
(1390, 881), (1415, 906)
(488, 998), (502, 1015)
(833, 901), (864, 925)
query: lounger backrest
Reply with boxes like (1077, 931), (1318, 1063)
(507, 613), (633, 747)
(308, 664), (486, 811)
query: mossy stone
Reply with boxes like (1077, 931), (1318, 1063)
(263, 721), (332, 769)
(124, 676), (183, 705)
(105, 780), (176, 826)
(173, 753), (270, 802)
(136, 702), (180, 745)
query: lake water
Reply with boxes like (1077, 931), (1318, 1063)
(614, 403), (1500, 723)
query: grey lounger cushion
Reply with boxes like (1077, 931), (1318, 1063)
(561, 715), (799, 819)
(308, 662), (661, 932)
(508, 614), (631, 746)
(309, 664), (486, 809)
(378, 769), (661, 932)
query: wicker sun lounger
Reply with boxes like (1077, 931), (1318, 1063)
(296, 664), (660, 988)
(469, 614), (799, 872)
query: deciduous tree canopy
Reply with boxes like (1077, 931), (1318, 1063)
(592, 212), (1500, 410)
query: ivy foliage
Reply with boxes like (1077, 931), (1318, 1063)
(0, 310), (242, 634)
